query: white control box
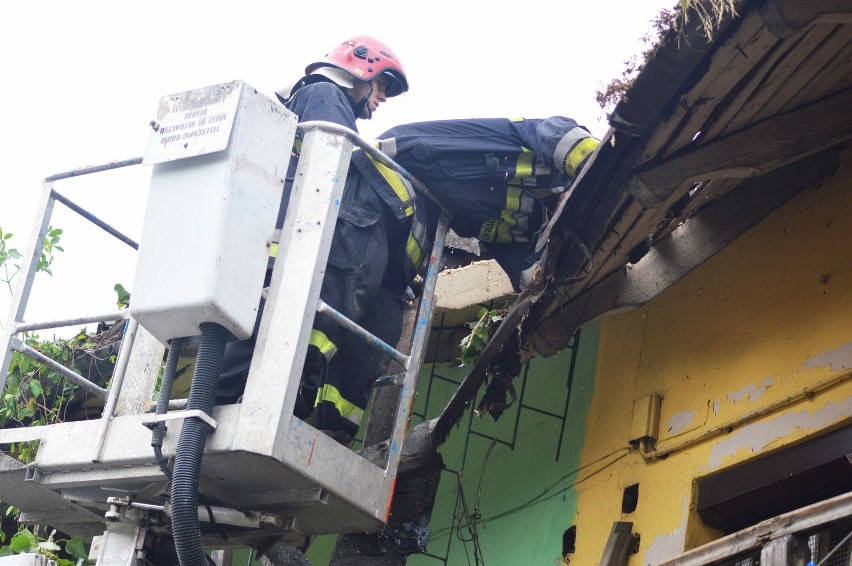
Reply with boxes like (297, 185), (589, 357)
(131, 81), (297, 342)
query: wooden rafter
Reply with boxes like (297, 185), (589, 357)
(628, 87), (852, 204)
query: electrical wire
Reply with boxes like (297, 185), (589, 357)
(429, 446), (632, 542)
(453, 471), (485, 565)
(154, 445), (173, 480)
(483, 448), (631, 525)
(475, 439), (498, 514)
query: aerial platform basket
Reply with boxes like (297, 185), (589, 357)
(0, 81), (450, 551)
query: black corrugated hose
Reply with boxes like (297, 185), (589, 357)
(170, 322), (229, 566)
(152, 336), (186, 479)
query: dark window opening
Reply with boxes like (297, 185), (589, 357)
(562, 525), (577, 556)
(622, 483), (639, 514)
(697, 426), (852, 533)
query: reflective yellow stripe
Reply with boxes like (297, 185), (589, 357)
(511, 147), (535, 180)
(407, 212), (430, 272)
(406, 233), (424, 272)
(479, 219), (498, 243)
(479, 188), (530, 244)
(564, 137), (599, 178)
(496, 188), (521, 244)
(314, 384), (364, 424)
(269, 242), (279, 258)
(309, 330), (337, 361)
(366, 155), (415, 217)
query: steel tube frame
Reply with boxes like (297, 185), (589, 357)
(0, 117), (451, 542)
(297, 121), (446, 210)
(51, 190), (139, 250)
(92, 318), (139, 462)
(292, 123), (452, 500)
(13, 311), (128, 334)
(1, 157), (142, 394)
(382, 209), (451, 497)
(9, 337), (107, 398)
(298, 123), (452, 485)
(1, 181), (56, 391)
(44, 157), (143, 182)
(316, 299), (410, 368)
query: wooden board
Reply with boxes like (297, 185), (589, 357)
(640, 12), (770, 162)
(753, 24), (849, 122)
(800, 33), (852, 98)
(701, 25), (811, 140)
(632, 88), (852, 200)
(718, 24), (834, 135)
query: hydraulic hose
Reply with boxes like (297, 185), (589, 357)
(170, 322), (229, 566)
(151, 336), (186, 479)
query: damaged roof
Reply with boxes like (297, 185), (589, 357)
(524, 0), (852, 356)
(432, 0), (852, 441)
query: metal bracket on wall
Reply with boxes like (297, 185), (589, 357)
(599, 521), (637, 566)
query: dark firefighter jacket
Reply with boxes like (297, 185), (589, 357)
(375, 116), (600, 289)
(279, 81), (413, 435)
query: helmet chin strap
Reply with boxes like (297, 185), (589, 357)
(353, 95), (371, 118)
(352, 83), (373, 119)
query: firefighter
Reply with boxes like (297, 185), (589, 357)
(218, 36), (413, 447)
(376, 116), (600, 291)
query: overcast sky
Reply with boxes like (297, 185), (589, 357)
(0, 0), (672, 335)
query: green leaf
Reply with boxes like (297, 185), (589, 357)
(114, 283), (131, 309)
(455, 301), (512, 366)
(64, 537), (88, 561)
(9, 529), (37, 553)
(29, 380), (44, 397)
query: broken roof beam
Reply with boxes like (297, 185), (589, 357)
(534, 88), (852, 342)
(529, 148), (842, 356)
(628, 86), (852, 205)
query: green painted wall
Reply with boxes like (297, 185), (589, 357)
(304, 323), (599, 565)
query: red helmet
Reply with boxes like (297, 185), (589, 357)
(306, 36), (409, 97)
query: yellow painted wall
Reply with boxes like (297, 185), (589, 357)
(569, 146), (852, 565)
